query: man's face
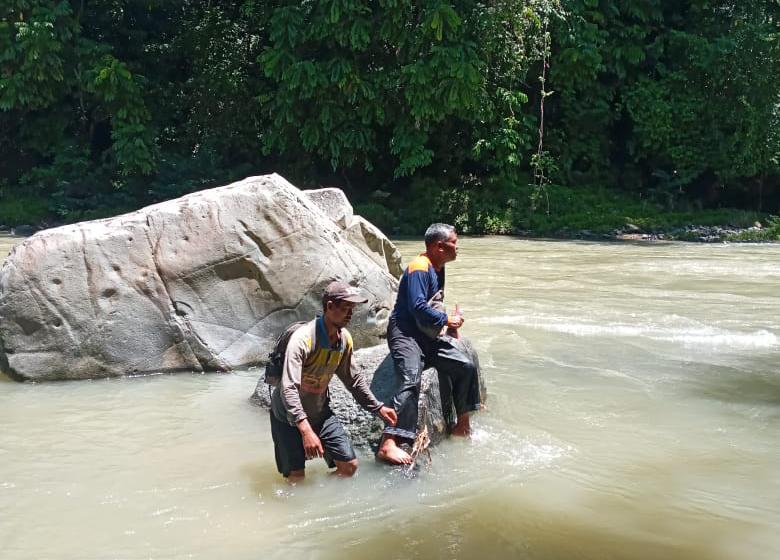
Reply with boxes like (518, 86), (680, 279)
(325, 300), (357, 329)
(437, 231), (459, 263)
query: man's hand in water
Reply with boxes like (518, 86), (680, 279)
(378, 406), (398, 426)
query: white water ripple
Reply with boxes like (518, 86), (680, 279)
(482, 315), (779, 350)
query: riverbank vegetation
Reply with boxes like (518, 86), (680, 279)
(1, 1), (779, 240)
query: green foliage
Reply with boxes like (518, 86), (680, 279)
(358, 181), (770, 238)
(87, 54), (155, 175)
(726, 216), (780, 242)
(549, 0), (780, 205)
(0, 193), (51, 226)
(623, 13), (780, 186)
(393, 177), (444, 235)
(435, 177), (520, 234)
(260, 0), (551, 178)
(1, 0), (157, 194)
(0, 1), (76, 110)
(519, 184), (652, 234)
(518, 185), (765, 235)
(0, 0), (778, 233)
(380, 175), (524, 235)
(353, 202), (397, 233)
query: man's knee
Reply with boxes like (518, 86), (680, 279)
(400, 366), (424, 386)
(334, 459), (358, 477)
(390, 339), (425, 378)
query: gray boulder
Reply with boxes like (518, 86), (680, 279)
(305, 188), (403, 278)
(303, 188), (353, 223)
(0, 174), (401, 381)
(251, 337), (486, 449)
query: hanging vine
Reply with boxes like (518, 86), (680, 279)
(529, 16), (557, 216)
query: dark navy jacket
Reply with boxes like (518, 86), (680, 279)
(391, 253), (447, 338)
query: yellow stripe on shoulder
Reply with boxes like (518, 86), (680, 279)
(407, 254), (431, 274)
(343, 330), (353, 350)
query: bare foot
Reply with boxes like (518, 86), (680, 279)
(376, 437), (413, 465)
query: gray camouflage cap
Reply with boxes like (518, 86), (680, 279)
(323, 281), (368, 304)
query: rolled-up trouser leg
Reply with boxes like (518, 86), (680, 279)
(383, 319), (425, 442)
(436, 370), (455, 428)
(431, 337), (481, 418)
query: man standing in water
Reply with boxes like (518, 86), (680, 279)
(377, 223), (481, 465)
(270, 281), (397, 482)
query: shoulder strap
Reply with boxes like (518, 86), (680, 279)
(301, 317), (319, 368)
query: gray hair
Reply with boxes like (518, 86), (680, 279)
(424, 223), (455, 246)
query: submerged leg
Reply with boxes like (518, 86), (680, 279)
(333, 459), (359, 477)
(450, 412), (471, 437)
(319, 415), (359, 475)
(287, 469), (305, 483)
(431, 337), (481, 437)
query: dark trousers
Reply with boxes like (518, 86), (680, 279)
(269, 411), (356, 477)
(383, 316), (481, 441)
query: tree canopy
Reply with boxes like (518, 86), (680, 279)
(1, 0), (778, 231)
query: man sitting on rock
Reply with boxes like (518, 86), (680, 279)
(269, 281), (397, 482)
(377, 223), (482, 465)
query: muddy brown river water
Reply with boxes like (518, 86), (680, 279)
(1, 234), (778, 559)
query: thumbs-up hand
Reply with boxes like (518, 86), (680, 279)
(446, 304), (463, 338)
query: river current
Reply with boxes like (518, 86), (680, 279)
(1, 234), (778, 559)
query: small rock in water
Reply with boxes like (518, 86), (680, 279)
(11, 225), (35, 236)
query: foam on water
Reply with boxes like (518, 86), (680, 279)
(482, 314), (779, 351)
(467, 425), (574, 471)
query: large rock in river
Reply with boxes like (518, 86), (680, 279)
(251, 337), (487, 449)
(0, 174), (401, 381)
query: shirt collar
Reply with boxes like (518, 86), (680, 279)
(317, 316), (343, 350)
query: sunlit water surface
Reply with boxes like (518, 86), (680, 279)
(1, 234), (779, 559)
